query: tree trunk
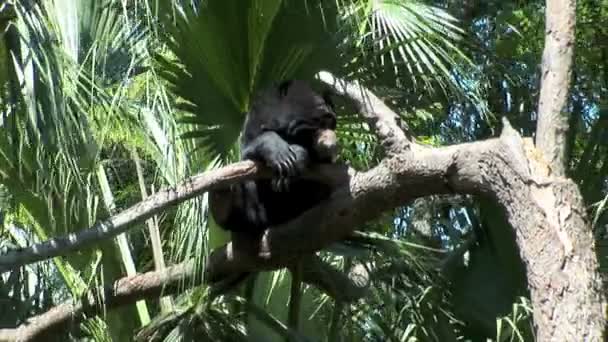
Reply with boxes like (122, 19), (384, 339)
(535, 0), (576, 177)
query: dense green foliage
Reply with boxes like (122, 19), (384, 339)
(0, 0), (606, 341)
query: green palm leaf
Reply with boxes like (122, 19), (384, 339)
(154, 0), (342, 157)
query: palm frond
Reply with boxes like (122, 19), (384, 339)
(341, 0), (488, 117)
(152, 0), (342, 157)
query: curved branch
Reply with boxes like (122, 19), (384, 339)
(203, 121), (606, 340)
(204, 137), (505, 282)
(316, 71), (414, 155)
(0, 256), (365, 341)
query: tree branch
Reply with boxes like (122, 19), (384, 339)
(0, 162), (346, 273)
(203, 137), (505, 282)
(316, 71), (415, 155)
(0, 261), (195, 342)
(0, 256), (366, 341)
(535, 0), (576, 176)
(0, 162), (256, 273)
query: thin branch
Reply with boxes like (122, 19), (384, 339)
(0, 161), (348, 273)
(287, 263), (302, 341)
(535, 0), (576, 176)
(0, 256), (365, 341)
(0, 261), (195, 342)
(0, 162), (261, 273)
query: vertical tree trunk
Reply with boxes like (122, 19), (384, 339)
(532, 0), (607, 340)
(535, 0), (576, 177)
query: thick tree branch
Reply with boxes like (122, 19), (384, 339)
(0, 256), (365, 341)
(204, 121), (606, 340)
(535, 0), (576, 176)
(203, 137), (504, 282)
(316, 71), (414, 155)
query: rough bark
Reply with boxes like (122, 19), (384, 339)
(535, 0), (576, 177)
(531, 0), (605, 339)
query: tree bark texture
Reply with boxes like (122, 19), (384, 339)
(535, 0), (576, 177)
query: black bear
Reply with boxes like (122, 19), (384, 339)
(209, 80), (339, 234)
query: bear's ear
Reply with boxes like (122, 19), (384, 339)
(278, 80), (293, 97)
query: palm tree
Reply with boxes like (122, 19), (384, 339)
(0, 0), (152, 339)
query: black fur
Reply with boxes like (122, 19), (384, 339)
(210, 80), (337, 234)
